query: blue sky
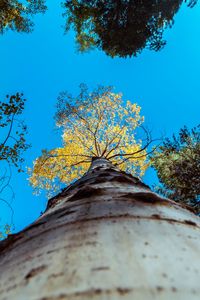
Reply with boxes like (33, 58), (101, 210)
(0, 1), (200, 232)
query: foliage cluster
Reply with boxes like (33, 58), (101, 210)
(0, 0), (46, 33)
(0, 1), (197, 57)
(29, 85), (149, 195)
(63, 0), (197, 57)
(151, 125), (200, 213)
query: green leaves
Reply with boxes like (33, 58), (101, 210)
(151, 125), (200, 214)
(63, 0), (197, 58)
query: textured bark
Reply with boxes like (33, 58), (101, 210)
(0, 158), (200, 300)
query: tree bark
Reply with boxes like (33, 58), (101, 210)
(0, 158), (200, 300)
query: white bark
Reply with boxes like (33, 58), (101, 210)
(0, 158), (200, 300)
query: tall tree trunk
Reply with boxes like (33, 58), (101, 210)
(0, 158), (200, 300)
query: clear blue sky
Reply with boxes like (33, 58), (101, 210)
(0, 2), (200, 233)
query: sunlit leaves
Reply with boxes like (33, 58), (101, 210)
(0, 0), (47, 34)
(30, 85), (149, 196)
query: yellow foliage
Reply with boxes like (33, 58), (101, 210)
(29, 90), (149, 195)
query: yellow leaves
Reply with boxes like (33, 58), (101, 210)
(29, 90), (149, 196)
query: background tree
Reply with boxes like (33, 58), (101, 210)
(63, 0), (197, 58)
(29, 85), (153, 195)
(0, 93), (30, 239)
(151, 125), (200, 214)
(0, 0), (47, 34)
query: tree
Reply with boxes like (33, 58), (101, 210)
(29, 85), (150, 196)
(63, 0), (197, 58)
(0, 93), (30, 239)
(0, 87), (200, 299)
(0, 0), (47, 34)
(151, 125), (200, 214)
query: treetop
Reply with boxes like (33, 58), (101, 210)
(29, 85), (150, 196)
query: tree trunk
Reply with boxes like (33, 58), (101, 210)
(0, 158), (200, 300)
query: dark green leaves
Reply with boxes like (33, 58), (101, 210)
(63, 0), (197, 58)
(151, 125), (200, 214)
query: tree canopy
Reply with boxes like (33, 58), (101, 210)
(29, 85), (150, 196)
(1, 0), (197, 57)
(0, 0), (46, 33)
(63, 0), (197, 58)
(151, 125), (200, 214)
